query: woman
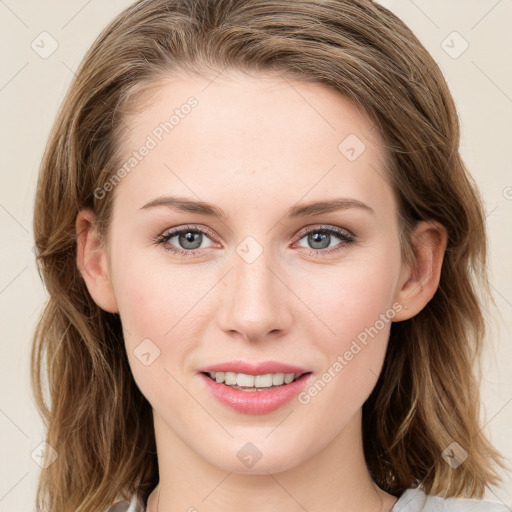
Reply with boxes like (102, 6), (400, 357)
(31, 0), (509, 511)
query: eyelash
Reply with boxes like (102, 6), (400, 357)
(151, 224), (355, 258)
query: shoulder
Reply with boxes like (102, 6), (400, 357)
(105, 493), (145, 512)
(393, 487), (510, 512)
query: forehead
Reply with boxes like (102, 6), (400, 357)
(123, 70), (381, 152)
(111, 71), (394, 220)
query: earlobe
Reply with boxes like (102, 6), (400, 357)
(76, 209), (119, 314)
(393, 221), (448, 322)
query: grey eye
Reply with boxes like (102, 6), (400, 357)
(176, 230), (203, 250)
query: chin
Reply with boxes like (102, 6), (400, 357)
(203, 439), (308, 475)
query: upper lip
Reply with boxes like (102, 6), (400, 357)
(197, 360), (311, 376)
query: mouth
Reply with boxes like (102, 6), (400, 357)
(199, 370), (315, 414)
(201, 370), (312, 391)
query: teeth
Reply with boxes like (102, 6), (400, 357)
(224, 372), (237, 385)
(208, 371), (301, 388)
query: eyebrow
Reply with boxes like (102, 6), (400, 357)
(140, 195), (375, 218)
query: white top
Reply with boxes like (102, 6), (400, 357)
(391, 487), (509, 511)
(108, 486), (510, 511)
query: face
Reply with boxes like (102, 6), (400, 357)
(100, 71), (408, 474)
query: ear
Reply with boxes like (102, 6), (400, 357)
(76, 209), (119, 313)
(392, 220), (448, 322)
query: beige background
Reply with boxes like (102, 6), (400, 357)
(0, 0), (511, 510)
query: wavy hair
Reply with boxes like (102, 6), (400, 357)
(31, 0), (508, 510)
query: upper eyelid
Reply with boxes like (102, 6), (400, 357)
(164, 224), (216, 237)
(296, 224), (354, 238)
(161, 224), (354, 243)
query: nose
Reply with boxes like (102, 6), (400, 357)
(216, 243), (293, 343)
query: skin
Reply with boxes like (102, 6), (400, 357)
(76, 71), (447, 512)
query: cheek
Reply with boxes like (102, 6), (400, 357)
(300, 252), (399, 400)
(110, 257), (197, 405)
(109, 253), (210, 367)
(113, 269), (168, 338)
(110, 247), (197, 332)
(305, 251), (398, 338)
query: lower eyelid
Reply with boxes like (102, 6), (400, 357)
(157, 226), (354, 254)
(163, 229), (215, 249)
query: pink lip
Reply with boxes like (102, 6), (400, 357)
(199, 372), (314, 415)
(196, 360), (310, 375)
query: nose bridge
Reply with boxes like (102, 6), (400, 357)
(219, 237), (291, 341)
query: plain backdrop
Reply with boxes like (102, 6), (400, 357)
(0, 0), (511, 510)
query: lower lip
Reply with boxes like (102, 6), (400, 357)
(199, 372), (313, 415)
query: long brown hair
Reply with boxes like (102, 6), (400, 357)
(31, 0), (508, 510)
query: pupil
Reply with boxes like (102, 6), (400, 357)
(180, 231), (201, 249)
(310, 231), (329, 249)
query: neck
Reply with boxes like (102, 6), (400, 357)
(146, 408), (397, 512)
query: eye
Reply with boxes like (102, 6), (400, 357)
(152, 224), (355, 257)
(152, 225), (216, 256)
(294, 225), (355, 256)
